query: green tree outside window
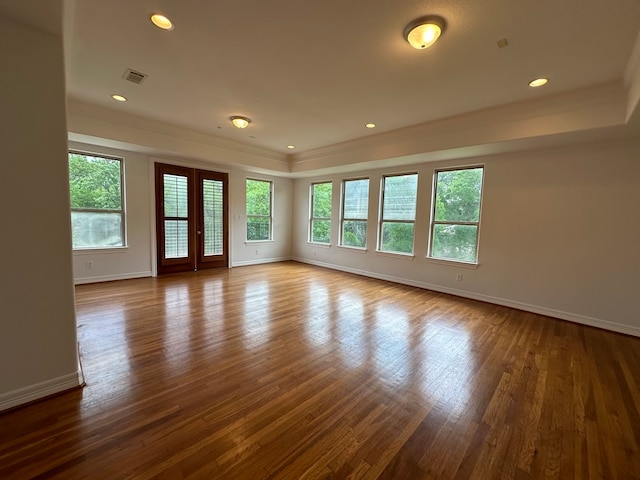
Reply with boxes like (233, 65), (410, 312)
(429, 167), (484, 262)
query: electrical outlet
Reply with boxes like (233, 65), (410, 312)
(85, 261), (94, 270)
(456, 273), (463, 282)
(255, 249), (259, 255)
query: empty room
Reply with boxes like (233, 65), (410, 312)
(1, 0), (640, 478)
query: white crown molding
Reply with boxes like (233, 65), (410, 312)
(289, 82), (628, 175)
(67, 98), (290, 173)
(67, 81), (632, 179)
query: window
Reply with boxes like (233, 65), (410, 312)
(68, 151), (124, 249)
(246, 179), (272, 241)
(341, 178), (369, 248)
(379, 173), (418, 254)
(429, 166), (484, 263)
(310, 182), (332, 244)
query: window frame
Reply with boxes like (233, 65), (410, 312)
(245, 178), (273, 242)
(309, 181), (332, 245)
(377, 172), (418, 256)
(68, 150), (126, 250)
(340, 177), (369, 249)
(427, 165), (484, 264)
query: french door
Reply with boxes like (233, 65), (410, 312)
(155, 163), (229, 274)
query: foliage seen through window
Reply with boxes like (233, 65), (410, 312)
(310, 182), (332, 243)
(430, 167), (484, 263)
(246, 179), (272, 241)
(68, 152), (124, 248)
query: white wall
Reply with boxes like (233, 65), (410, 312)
(0, 12), (81, 410)
(292, 138), (640, 336)
(70, 144), (293, 283)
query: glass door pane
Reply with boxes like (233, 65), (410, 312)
(163, 173), (189, 259)
(202, 178), (224, 256)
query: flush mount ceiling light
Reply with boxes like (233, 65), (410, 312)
(404, 16), (446, 50)
(365, 123), (376, 129)
(230, 116), (251, 129)
(150, 14), (174, 30)
(529, 78), (549, 88)
(111, 94), (127, 102)
(287, 145), (295, 149)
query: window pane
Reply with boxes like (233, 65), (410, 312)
(381, 222), (414, 254)
(383, 174), (417, 221)
(247, 217), (270, 241)
(312, 183), (332, 218)
(434, 168), (483, 222)
(342, 220), (367, 248)
(164, 219), (189, 258)
(164, 174), (188, 218)
(311, 219), (331, 243)
(68, 153), (121, 209)
(71, 211), (122, 248)
(203, 179), (223, 256)
(432, 224), (478, 262)
(344, 179), (369, 219)
(246, 179), (271, 216)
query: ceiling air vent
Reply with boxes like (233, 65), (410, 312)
(123, 69), (147, 84)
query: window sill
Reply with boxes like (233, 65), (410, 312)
(425, 257), (479, 269)
(73, 246), (128, 255)
(375, 250), (415, 260)
(245, 240), (274, 245)
(337, 245), (367, 254)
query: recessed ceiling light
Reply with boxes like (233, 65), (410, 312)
(529, 78), (549, 88)
(287, 145), (295, 149)
(404, 16), (446, 50)
(365, 123), (376, 129)
(230, 116), (251, 129)
(150, 14), (174, 30)
(111, 94), (127, 102)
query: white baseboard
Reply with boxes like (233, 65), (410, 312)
(293, 257), (640, 338)
(74, 271), (153, 285)
(232, 256), (292, 267)
(0, 371), (83, 412)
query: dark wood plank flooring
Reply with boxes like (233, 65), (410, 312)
(1, 261), (639, 479)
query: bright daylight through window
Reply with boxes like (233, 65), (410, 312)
(246, 179), (272, 241)
(68, 152), (124, 249)
(429, 166), (484, 263)
(379, 173), (418, 254)
(310, 182), (332, 244)
(341, 178), (369, 248)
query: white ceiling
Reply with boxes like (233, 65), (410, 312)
(2, 0), (640, 172)
(59, 0), (640, 156)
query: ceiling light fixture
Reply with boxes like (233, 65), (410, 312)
(404, 16), (446, 50)
(529, 78), (549, 88)
(365, 123), (376, 129)
(230, 116), (251, 129)
(111, 94), (127, 102)
(150, 14), (174, 30)
(287, 145), (295, 149)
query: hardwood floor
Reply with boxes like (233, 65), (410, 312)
(1, 261), (639, 479)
